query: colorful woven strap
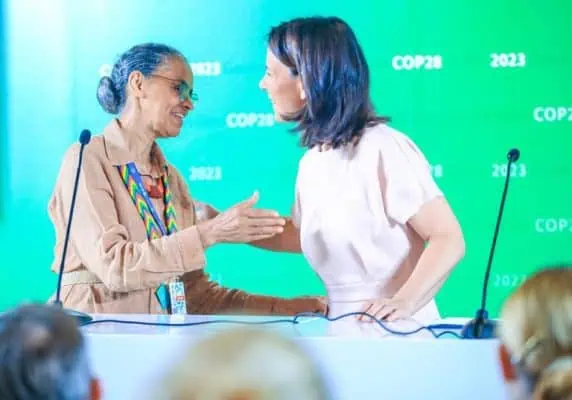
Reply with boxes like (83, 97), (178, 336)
(163, 171), (178, 234)
(118, 164), (178, 240)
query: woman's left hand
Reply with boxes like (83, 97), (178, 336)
(357, 297), (415, 322)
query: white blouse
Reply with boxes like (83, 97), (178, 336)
(292, 123), (443, 334)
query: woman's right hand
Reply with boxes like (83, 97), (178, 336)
(196, 191), (286, 247)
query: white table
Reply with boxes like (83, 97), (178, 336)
(82, 314), (506, 400)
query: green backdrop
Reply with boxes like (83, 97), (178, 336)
(1, 0), (571, 318)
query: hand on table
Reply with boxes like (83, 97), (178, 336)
(358, 297), (415, 323)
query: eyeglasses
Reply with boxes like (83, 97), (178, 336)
(149, 74), (198, 103)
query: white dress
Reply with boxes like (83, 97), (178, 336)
(292, 124), (443, 337)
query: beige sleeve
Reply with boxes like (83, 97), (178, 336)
(57, 146), (206, 292)
(183, 270), (327, 316)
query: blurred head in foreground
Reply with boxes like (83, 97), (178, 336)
(0, 304), (101, 400)
(158, 328), (330, 400)
(498, 267), (572, 400)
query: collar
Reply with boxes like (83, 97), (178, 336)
(102, 119), (168, 174)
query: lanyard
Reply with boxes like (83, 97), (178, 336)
(118, 162), (179, 239)
(117, 162), (185, 314)
(126, 162), (168, 236)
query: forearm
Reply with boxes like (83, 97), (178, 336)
(394, 233), (465, 310)
(183, 270), (326, 315)
(249, 219), (302, 253)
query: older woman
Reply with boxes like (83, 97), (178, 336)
(48, 43), (326, 316)
(252, 16), (465, 330)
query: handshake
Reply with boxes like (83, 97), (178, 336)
(195, 191), (287, 248)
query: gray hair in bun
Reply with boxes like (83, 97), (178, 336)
(96, 43), (186, 114)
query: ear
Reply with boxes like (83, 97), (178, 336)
(90, 378), (103, 400)
(499, 343), (518, 381)
(296, 78), (306, 101)
(127, 70), (145, 99)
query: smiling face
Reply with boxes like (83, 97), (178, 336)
(259, 48), (305, 122)
(137, 56), (195, 137)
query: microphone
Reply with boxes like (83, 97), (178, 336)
(52, 129), (94, 326)
(461, 148), (520, 339)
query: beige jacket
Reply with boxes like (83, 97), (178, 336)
(48, 119), (326, 316)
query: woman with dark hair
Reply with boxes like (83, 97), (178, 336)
(48, 43), (327, 316)
(255, 17), (465, 328)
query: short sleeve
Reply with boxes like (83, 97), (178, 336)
(291, 189), (302, 228)
(378, 132), (443, 224)
(291, 166), (303, 228)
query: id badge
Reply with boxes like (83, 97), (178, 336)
(168, 278), (187, 315)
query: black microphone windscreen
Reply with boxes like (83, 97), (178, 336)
(79, 129), (92, 145)
(507, 148), (520, 162)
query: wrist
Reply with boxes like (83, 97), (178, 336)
(196, 219), (218, 248)
(391, 291), (415, 307)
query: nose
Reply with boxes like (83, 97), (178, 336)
(182, 98), (194, 111)
(259, 76), (266, 90)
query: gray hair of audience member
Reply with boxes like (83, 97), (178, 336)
(157, 328), (331, 400)
(0, 304), (93, 400)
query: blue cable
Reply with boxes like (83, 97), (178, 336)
(81, 318), (295, 327)
(292, 312), (463, 338)
(81, 311), (463, 339)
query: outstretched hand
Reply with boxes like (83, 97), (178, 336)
(197, 191), (286, 246)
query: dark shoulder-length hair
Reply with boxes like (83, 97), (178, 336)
(267, 16), (389, 149)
